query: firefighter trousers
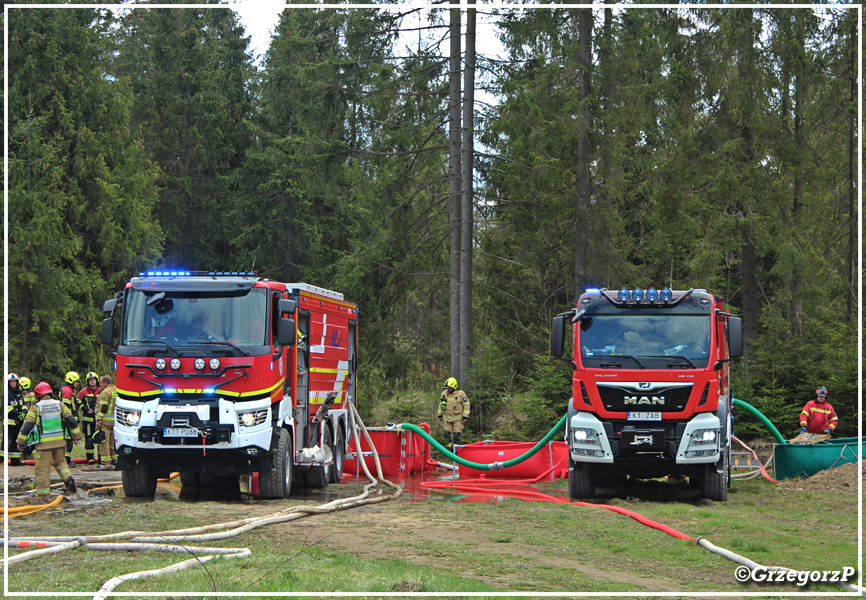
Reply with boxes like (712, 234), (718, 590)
(33, 447), (73, 495)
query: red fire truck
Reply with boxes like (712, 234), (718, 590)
(101, 271), (358, 498)
(550, 287), (743, 501)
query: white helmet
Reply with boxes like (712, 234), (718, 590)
(7, 373), (19, 382)
(151, 310), (176, 328)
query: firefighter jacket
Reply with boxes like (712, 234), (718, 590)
(799, 400), (838, 434)
(97, 385), (117, 424)
(5, 386), (27, 425)
(60, 383), (77, 414)
(17, 398), (82, 451)
(76, 385), (101, 423)
(438, 389), (470, 423)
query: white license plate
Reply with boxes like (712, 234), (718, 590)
(164, 427), (200, 437)
(627, 412), (662, 421)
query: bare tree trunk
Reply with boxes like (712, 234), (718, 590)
(574, 6), (592, 301)
(448, 2), (462, 381)
(460, 8), (475, 390)
(791, 55), (805, 334)
(846, 40), (856, 322)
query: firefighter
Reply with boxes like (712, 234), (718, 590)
(4, 374), (28, 466)
(16, 382), (82, 496)
(799, 386), (838, 436)
(59, 371), (81, 466)
(76, 372), (101, 464)
(437, 377), (470, 446)
(19, 377), (36, 409)
(95, 374), (117, 469)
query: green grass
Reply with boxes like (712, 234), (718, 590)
(5, 474), (860, 596)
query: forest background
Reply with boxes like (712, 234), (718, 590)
(4, 1), (861, 442)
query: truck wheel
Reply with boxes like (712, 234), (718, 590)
(179, 472), (201, 487)
(122, 459), (158, 497)
(305, 423), (332, 489)
(568, 460), (595, 500)
(260, 428), (293, 498)
(328, 425), (345, 484)
(703, 449), (729, 501)
(199, 473), (218, 486)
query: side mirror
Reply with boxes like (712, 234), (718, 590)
(279, 299), (297, 316)
(102, 298), (118, 316)
(728, 316), (743, 358)
(278, 318), (296, 347)
(100, 318), (114, 346)
(550, 314), (566, 359)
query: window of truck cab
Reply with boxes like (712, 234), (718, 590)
(121, 287), (268, 349)
(578, 308), (712, 369)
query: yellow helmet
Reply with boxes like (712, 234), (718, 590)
(444, 377), (458, 390)
(86, 371), (99, 385)
(65, 371), (81, 384)
(19, 376), (31, 390)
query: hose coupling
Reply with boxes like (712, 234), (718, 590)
(489, 461), (505, 471)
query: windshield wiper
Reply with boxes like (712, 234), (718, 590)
(125, 338), (181, 356)
(198, 340), (251, 356)
(601, 355), (646, 368)
(644, 355), (696, 368)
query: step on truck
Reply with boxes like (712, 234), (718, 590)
(550, 287), (743, 501)
(100, 271), (358, 498)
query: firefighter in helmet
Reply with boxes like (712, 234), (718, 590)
(799, 386), (838, 436)
(59, 371), (81, 466)
(16, 382), (82, 496)
(19, 377), (35, 409)
(4, 374), (27, 466)
(95, 374), (118, 469)
(437, 377), (470, 446)
(76, 372), (101, 464)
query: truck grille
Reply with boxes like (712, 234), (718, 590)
(596, 382), (693, 413)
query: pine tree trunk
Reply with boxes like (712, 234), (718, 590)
(448, 2), (462, 381)
(459, 8), (475, 389)
(574, 6), (592, 301)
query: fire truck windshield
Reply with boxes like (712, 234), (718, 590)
(121, 288), (268, 348)
(579, 313), (711, 369)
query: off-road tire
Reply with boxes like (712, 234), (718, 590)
(703, 447), (729, 501)
(122, 459), (158, 497)
(568, 459), (595, 500)
(305, 423), (332, 489)
(260, 428), (293, 498)
(199, 473), (219, 486)
(328, 424), (345, 484)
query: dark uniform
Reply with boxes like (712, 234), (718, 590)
(4, 375), (27, 466)
(76, 373), (101, 464)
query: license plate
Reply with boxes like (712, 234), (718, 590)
(627, 412), (661, 421)
(164, 427), (200, 437)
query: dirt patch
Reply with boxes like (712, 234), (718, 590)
(774, 460), (863, 495)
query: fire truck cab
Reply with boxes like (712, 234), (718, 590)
(551, 287), (743, 501)
(101, 271), (358, 498)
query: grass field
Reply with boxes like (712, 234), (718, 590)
(5, 467), (861, 597)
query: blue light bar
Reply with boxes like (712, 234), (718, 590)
(204, 388), (215, 394)
(164, 388), (176, 394)
(585, 288), (600, 293)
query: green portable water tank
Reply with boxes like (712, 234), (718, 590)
(772, 437), (862, 480)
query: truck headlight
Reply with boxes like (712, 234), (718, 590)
(572, 427), (600, 446)
(116, 408), (141, 427)
(238, 409), (268, 428)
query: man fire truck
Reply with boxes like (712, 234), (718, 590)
(101, 271), (358, 498)
(550, 287), (743, 501)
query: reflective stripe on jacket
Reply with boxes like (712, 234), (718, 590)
(799, 400), (838, 433)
